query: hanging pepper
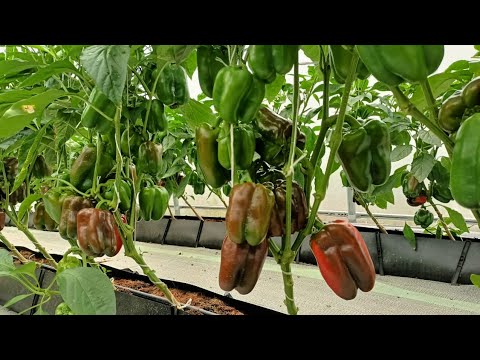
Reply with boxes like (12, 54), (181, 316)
(189, 172), (205, 195)
(264, 179), (308, 237)
(438, 77), (480, 133)
(356, 45), (444, 86)
(197, 45), (229, 98)
(337, 118), (391, 193)
(6, 183), (26, 205)
(120, 126), (144, 156)
(33, 202), (57, 231)
(432, 184), (453, 203)
(195, 123), (229, 188)
(146, 99), (168, 134)
(81, 87), (116, 134)
(139, 185), (169, 221)
(77, 208), (123, 257)
(136, 141), (163, 177)
(0, 210), (5, 231)
(217, 121), (255, 170)
(414, 207), (434, 229)
(43, 188), (70, 224)
(310, 219), (376, 300)
(102, 179), (132, 212)
(58, 196), (93, 241)
(154, 63), (189, 108)
(70, 144), (115, 192)
(450, 113), (480, 209)
(218, 235), (268, 295)
(225, 182), (275, 246)
(32, 155), (51, 178)
(248, 45), (298, 83)
(329, 45), (370, 84)
(213, 66), (265, 124)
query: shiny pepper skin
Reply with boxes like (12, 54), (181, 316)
(154, 63), (190, 108)
(81, 87), (116, 134)
(218, 235), (269, 295)
(58, 196), (93, 241)
(310, 219), (376, 300)
(77, 208), (123, 257)
(225, 182), (275, 246)
(137, 141), (163, 177)
(414, 207), (434, 229)
(248, 45), (298, 83)
(33, 202), (57, 231)
(329, 45), (370, 84)
(217, 121), (256, 170)
(197, 45), (229, 98)
(139, 185), (169, 221)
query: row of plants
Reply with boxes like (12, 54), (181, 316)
(0, 45), (480, 315)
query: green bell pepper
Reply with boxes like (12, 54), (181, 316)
(139, 185), (169, 221)
(329, 45), (370, 84)
(414, 207), (434, 229)
(154, 63), (189, 108)
(102, 179), (132, 212)
(217, 121), (255, 170)
(81, 87), (116, 134)
(197, 45), (229, 98)
(248, 45), (298, 83)
(137, 141), (163, 177)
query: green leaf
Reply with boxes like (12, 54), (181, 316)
(301, 46), (320, 62)
(0, 249), (14, 270)
(374, 197), (388, 209)
(154, 45), (197, 64)
(13, 262), (38, 281)
(175, 172), (192, 198)
(372, 165), (408, 196)
(80, 45), (130, 105)
(418, 129), (442, 147)
(410, 72), (457, 111)
(177, 99), (216, 128)
(440, 156), (451, 172)
(390, 145), (412, 162)
(403, 223), (417, 251)
(57, 267), (116, 315)
(0, 60), (37, 78)
(444, 206), (469, 234)
(0, 128), (34, 151)
(445, 60), (470, 72)
(19, 60), (76, 87)
(469, 61), (480, 75)
(55, 112), (80, 149)
(11, 126), (47, 193)
(0, 89), (66, 139)
(182, 50), (197, 79)
(435, 224), (442, 239)
(3, 293), (34, 309)
(0, 88), (45, 104)
(471, 274), (480, 288)
(411, 153), (435, 182)
(265, 75), (286, 102)
(18, 194), (43, 222)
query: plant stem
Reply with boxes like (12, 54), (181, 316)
(429, 200), (455, 241)
(280, 261), (298, 315)
(181, 195), (204, 221)
(389, 85), (453, 156)
(5, 209), (57, 268)
(358, 198), (388, 234)
(420, 80), (439, 122)
(205, 183), (228, 208)
(292, 52), (359, 253)
(0, 232), (29, 263)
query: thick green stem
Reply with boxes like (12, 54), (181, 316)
(292, 52), (359, 253)
(5, 209), (57, 268)
(420, 80), (439, 122)
(280, 261), (298, 315)
(0, 232), (29, 263)
(389, 85), (453, 156)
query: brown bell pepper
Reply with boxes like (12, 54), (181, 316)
(58, 196), (93, 241)
(218, 235), (269, 295)
(33, 202), (57, 231)
(310, 219), (375, 300)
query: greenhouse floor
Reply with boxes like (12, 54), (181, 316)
(1, 226), (479, 315)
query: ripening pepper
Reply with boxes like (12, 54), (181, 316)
(32, 155), (51, 178)
(438, 77), (480, 133)
(414, 207), (434, 229)
(217, 121), (255, 170)
(58, 196), (93, 241)
(70, 144), (115, 192)
(0, 210), (5, 231)
(2, 157), (18, 182)
(337, 119), (391, 193)
(120, 127), (144, 156)
(310, 219), (376, 300)
(195, 123), (229, 188)
(225, 182), (275, 246)
(450, 113), (480, 209)
(81, 87), (116, 134)
(154, 63), (189, 108)
(146, 100), (168, 134)
(264, 179), (308, 237)
(402, 172), (425, 199)
(356, 45), (444, 86)
(218, 235), (268, 295)
(136, 141), (163, 177)
(197, 45), (229, 98)
(139, 185), (169, 221)
(33, 202), (57, 231)
(248, 45), (298, 83)
(102, 179), (132, 212)
(329, 45), (370, 84)
(406, 195), (428, 207)
(213, 66), (265, 124)
(77, 208), (123, 257)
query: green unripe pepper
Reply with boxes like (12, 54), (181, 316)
(195, 123), (229, 188)
(450, 113), (480, 209)
(329, 45), (370, 84)
(102, 179), (132, 212)
(414, 207), (434, 229)
(154, 63), (189, 108)
(189, 172), (205, 195)
(213, 66), (265, 124)
(197, 45), (229, 98)
(146, 99), (168, 134)
(139, 185), (169, 221)
(137, 141), (163, 177)
(81, 87), (116, 134)
(432, 184), (453, 203)
(356, 45), (444, 85)
(248, 45), (298, 83)
(217, 121), (255, 170)
(120, 127), (143, 156)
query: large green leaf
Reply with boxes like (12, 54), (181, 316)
(18, 194), (43, 223)
(265, 75), (286, 102)
(0, 128), (34, 151)
(410, 72), (458, 111)
(0, 249), (14, 270)
(154, 45), (197, 64)
(0, 88), (45, 104)
(418, 129), (442, 147)
(57, 267), (116, 315)
(372, 165), (407, 196)
(444, 206), (469, 234)
(80, 45), (130, 105)
(410, 153), (435, 182)
(390, 145), (412, 162)
(177, 99), (216, 128)
(403, 223), (417, 251)
(0, 89), (66, 139)
(0, 60), (37, 78)
(19, 60), (77, 87)
(301, 45), (320, 62)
